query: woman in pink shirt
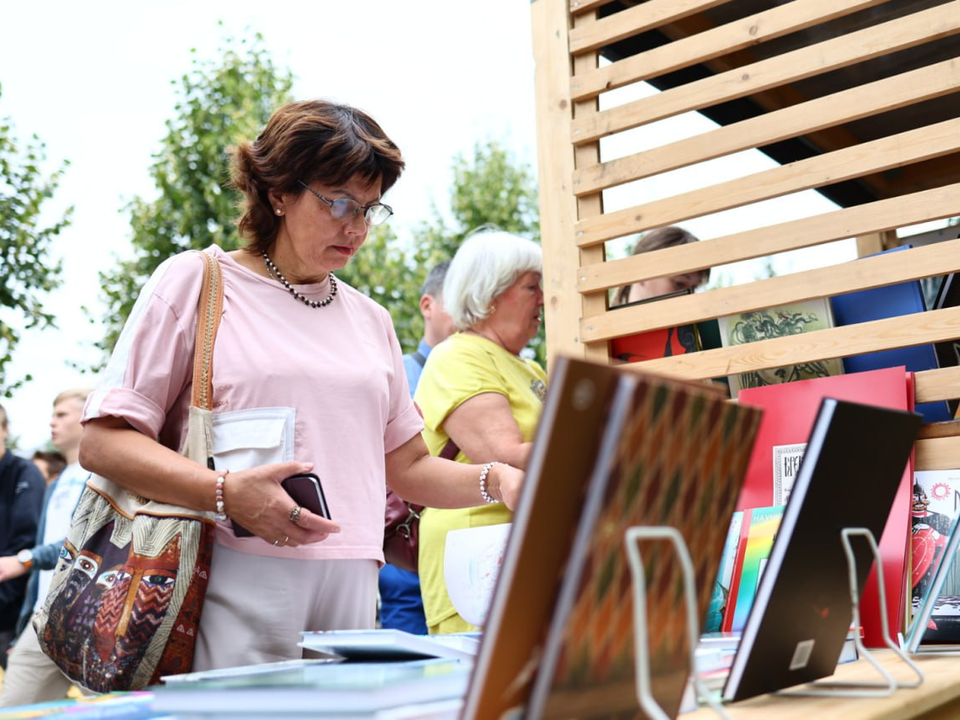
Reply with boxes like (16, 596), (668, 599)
(79, 99), (523, 670)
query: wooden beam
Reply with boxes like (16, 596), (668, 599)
(572, 57), (960, 195)
(571, 1), (960, 143)
(577, 184), (960, 292)
(575, 117), (960, 247)
(571, 0), (890, 100)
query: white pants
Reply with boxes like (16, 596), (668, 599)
(0, 625), (72, 708)
(192, 544), (379, 671)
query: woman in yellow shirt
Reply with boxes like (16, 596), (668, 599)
(414, 229), (546, 634)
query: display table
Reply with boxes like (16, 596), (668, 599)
(683, 650), (960, 719)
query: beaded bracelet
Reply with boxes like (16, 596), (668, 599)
(214, 470), (230, 520)
(479, 461), (505, 504)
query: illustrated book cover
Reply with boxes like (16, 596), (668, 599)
(721, 505), (785, 634)
(609, 288), (699, 364)
(523, 366), (763, 719)
(716, 297), (844, 398)
(723, 398), (922, 702)
(704, 511), (743, 634)
(907, 469), (960, 649)
(734, 366), (914, 647)
(830, 245), (951, 423)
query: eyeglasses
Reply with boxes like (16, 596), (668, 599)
(297, 180), (393, 226)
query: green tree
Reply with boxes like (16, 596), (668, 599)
(95, 31), (293, 358)
(338, 139), (542, 361)
(0, 87), (71, 395)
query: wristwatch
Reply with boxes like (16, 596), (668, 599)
(16, 549), (33, 570)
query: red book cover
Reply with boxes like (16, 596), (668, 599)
(736, 366), (914, 647)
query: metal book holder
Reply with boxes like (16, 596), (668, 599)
(776, 527), (924, 698)
(624, 526), (730, 720)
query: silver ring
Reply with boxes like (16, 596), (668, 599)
(289, 506), (302, 525)
(283, 535), (289, 546)
(272, 539), (280, 546)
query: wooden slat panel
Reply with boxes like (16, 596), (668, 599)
(916, 366), (960, 404)
(572, 13), (609, 365)
(533, 0), (587, 364)
(569, 0), (620, 16)
(582, 241), (960, 340)
(916, 436), (960, 471)
(575, 118), (960, 248)
(573, 58), (960, 195)
(607, 306), (960, 381)
(571, 1), (960, 143)
(569, 0), (731, 54)
(570, 0), (890, 101)
(578, 185), (960, 293)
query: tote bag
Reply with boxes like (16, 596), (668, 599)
(33, 250), (223, 692)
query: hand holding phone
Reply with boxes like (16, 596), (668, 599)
(231, 472), (331, 538)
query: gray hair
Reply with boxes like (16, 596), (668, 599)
(421, 259), (451, 299)
(444, 230), (542, 331)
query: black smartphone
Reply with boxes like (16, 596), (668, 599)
(230, 472), (331, 538)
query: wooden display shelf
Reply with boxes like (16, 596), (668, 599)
(683, 649), (960, 719)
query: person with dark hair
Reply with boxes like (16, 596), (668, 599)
(0, 404), (45, 670)
(612, 226), (710, 307)
(31, 450), (66, 485)
(73, 99), (524, 672)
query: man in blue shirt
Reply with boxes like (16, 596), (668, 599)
(382, 261), (455, 634)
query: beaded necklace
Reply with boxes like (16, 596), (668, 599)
(262, 251), (338, 309)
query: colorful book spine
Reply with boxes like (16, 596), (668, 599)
(722, 505), (785, 633)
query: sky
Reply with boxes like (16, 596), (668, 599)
(0, 1), (541, 450)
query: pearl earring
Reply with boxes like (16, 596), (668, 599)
(275, 208), (283, 216)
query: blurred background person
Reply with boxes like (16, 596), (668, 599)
(415, 229), (546, 634)
(381, 260), (456, 635)
(0, 388), (93, 707)
(612, 226), (710, 306)
(30, 451), (66, 486)
(0, 404), (45, 670)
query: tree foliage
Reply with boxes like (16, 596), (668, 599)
(96, 31), (293, 358)
(0, 87), (71, 395)
(337, 139), (542, 361)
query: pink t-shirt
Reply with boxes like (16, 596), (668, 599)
(83, 245), (423, 561)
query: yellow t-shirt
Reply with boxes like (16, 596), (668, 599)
(414, 332), (548, 631)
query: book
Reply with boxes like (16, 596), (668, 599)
(735, 366), (914, 647)
(933, 272), (960, 417)
(151, 658), (470, 716)
(723, 398), (922, 702)
(830, 245), (952, 423)
(716, 297), (844, 398)
(703, 511), (743, 634)
(721, 505), (785, 634)
(297, 629), (480, 663)
(0, 692), (157, 719)
(609, 288), (699, 363)
(523, 366), (763, 719)
(906, 469), (960, 649)
(461, 356), (627, 720)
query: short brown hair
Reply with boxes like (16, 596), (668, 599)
(613, 226), (710, 306)
(230, 99), (405, 254)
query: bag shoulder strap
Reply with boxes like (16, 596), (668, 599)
(411, 351), (427, 368)
(190, 251), (223, 411)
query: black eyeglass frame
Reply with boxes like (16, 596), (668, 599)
(296, 180), (393, 226)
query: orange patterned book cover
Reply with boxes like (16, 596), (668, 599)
(527, 371), (762, 719)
